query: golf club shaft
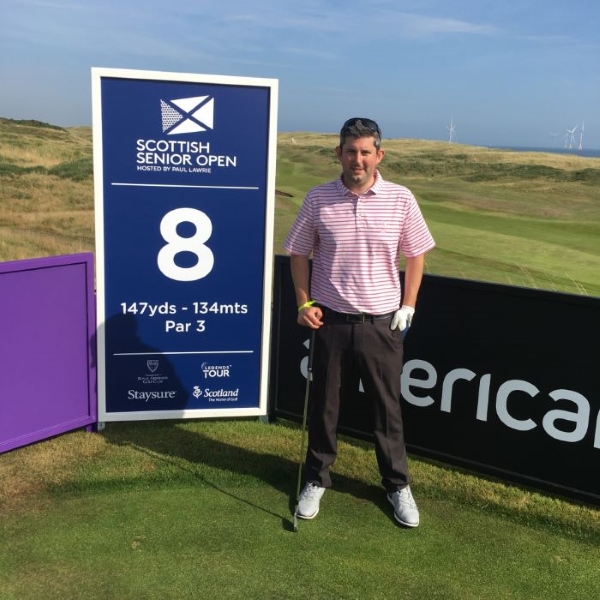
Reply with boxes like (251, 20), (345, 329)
(296, 328), (316, 502)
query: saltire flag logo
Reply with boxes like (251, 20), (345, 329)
(160, 96), (214, 135)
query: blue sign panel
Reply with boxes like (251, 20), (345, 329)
(92, 68), (278, 421)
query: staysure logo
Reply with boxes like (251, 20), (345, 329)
(160, 96), (214, 135)
(128, 390), (177, 402)
(401, 359), (599, 449)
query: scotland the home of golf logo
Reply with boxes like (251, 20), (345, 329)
(160, 95), (215, 135)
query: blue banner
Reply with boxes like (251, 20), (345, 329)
(92, 69), (278, 420)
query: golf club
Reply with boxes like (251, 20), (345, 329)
(293, 328), (316, 532)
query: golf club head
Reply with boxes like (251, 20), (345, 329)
(293, 507), (298, 532)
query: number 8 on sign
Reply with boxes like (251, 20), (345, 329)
(157, 207), (215, 281)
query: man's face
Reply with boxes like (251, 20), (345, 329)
(336, 135), (384, 193)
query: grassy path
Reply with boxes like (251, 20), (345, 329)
(2, 420), (598, 599)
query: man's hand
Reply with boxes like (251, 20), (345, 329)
(298, 306), (323, 329)
(390, 305), (415, 332)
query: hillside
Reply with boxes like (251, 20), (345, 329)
(0, 119), (94, 261)
(1, 118), (599, 295)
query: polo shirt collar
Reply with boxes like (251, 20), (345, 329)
(337, 170), (383, 197)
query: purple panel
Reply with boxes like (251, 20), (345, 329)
(0, 253), (96, 453)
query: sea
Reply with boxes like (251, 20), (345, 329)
(489, 146), (600, 159)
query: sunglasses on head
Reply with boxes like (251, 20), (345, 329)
(341, 118), (381, 137)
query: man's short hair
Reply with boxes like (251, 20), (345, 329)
(339, 117), (382, 149)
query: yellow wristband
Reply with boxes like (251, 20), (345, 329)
(297, 300), (316, 312)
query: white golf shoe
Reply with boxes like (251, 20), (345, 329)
(387, 485), (420, 528)
(297, 482), (326, 519)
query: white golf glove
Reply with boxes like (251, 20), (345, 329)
(390, 305), (415, 332)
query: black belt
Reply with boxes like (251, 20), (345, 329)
(321, 306), (395, 324)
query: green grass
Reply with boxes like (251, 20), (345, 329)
(1, 419), (599, 599)
(421, 208), (599, 293)
(47, 157), (93, 181)
(0, 157), (92, 180)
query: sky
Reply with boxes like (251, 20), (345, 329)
(1, 0), (599, 148)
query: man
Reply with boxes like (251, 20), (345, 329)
(283, 118), (435, 527)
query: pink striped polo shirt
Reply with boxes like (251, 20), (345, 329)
(284, 171), (435, 314)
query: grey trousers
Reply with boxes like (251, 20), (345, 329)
(304, 313), (410, 493)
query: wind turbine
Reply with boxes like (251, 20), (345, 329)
(549, 132), (558, 147)
(578, 120), (585, 150)
(446, 117), (456, 143)
(566, 125), (577, 149)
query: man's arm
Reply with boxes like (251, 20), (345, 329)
(290, 254), (323, 329)
(402, 254), (425, 308)
(290, 254), (311, 307)
(391, 254), (426, 332)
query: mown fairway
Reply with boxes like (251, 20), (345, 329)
(1, 419), (599, 600)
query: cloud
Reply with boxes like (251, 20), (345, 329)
(370, 11), (499, 39)
(282, 47), (338, 61)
